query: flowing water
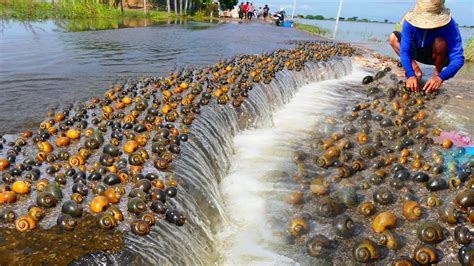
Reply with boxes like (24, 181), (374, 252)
(1, 19), (473, 265)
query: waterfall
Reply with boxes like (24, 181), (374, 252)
(74, 57), (358, 265)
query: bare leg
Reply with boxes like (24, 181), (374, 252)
(388, 33), (422, 79)
(432, 37), (448, 76)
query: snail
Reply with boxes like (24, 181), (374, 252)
(140, 212), (156, 226)
(454, 189), (474, 213)
(61, 200), (83, 218)
(96, 212), (117, 229)
(11, 180), (30, 194)
(416, 221), (444, 244)
(335, 187), (358, 207)
(458, 244), (474, 266)
(306, 234), (332, 257)
(315, 197), (342, 218)
(0, 209), (16, 223)
(454, 226), (473, 245)
(414, 244), (438, 265)
(333, 214), (355, 238)
(358, 201), (376, 217)
(57, 214), (77, 231)
(15, 215), (37, 232)
(90, 195), (109, 213)
(289, 218), (309, 237)
(378, 230), (400, 250)
(391, 256), (418, 266)
(131, 219), (151, 236)
(353, 239), (379, 263)
(36, 192), (57, 208)
(438, 204), (461, 224)
(373, 188), (394, 205)
(127, 197), (147, 215)
(28, 205), (45, 221)
(372, 211), (397, 233)
(402, 200), (422, 221)
(426, 195), (442, 208)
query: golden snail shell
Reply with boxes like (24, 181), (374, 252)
(372, 211), (397, 233)
(402, 200), (422, 221)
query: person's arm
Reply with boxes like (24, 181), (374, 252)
(438, 22), (465, 81)
(400, 20), (416, 78)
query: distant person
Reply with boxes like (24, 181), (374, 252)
(243, 2), (249, 19)
(238, 2), (244, 20)
(263, 4), (269, 21)
(248, 3), (255, 21)
(388, 0), (464, 93)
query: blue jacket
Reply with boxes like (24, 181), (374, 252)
(400, 19), (464, 81)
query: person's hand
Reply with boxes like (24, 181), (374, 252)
(406, 76), (419, 92)
(423, 76), (443, 93)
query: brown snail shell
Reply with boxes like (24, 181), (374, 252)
(28, 205), (45, 221)
(414, 244), (438, 265)
(334, 214), (355, 238)
(131, 219), (151, 236)
(438, 204), (461, 224)
(315, 197), (342, 218)
(306, 234), (332, 257)
(372, 211), (397, 233)
(353, 239), (379, 263)
(140, 212), (156, 226)
(378, 230), (400, 250)
(106, 206), (124, 221)
(96, 212), (117, 229)
(57, 214), (77, 231)
(289, 218), (309, 237)
(392, 256), (418, 266)
(426, 195), (442, 208)
(358, 201), (376, 217)
(310, 177), (330, 196)
(454, 226), (473, 245)
(402, 200), (422, 221)
(416, 221), (444, 244)
(15, 215), (37, 232)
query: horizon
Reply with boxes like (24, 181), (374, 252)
(246, 0), (474, 26)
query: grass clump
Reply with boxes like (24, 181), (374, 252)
(465, 38), (474, 62)
(293, 22), (330, 36)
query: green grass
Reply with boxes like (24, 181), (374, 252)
(465, 38), (474, 62)
(293, 22), (330, 36)
(0, 0), (182, 21)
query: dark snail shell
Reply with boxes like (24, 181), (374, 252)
(127, 197), (147, 215)
(103, 174), (121, 186)
(36, 192), (58, 208)
(373, 188), (394, 205)
(362, 76), (374, 85)
(61, 200), (83, 218)
(454, 190), (474, 213)
(0, 209), (16, 223)
(42, 183), (62, 199)
(454, 226), (473, 245)
(334, 214), (355, 238)
(416, 221), (444, 244)
(378, 230), (400, 250)
(306, 234), (332, 257)
(458, 244), (474, 266)
(56, 214), (76, 231)
(414, 244), (438, 265)
(438, 204), (461, 224)
(353, 239), (379, 263)
(315, 197), (342, 218)
(150, 200), (167, 214)
(413, 172), (430, 183)
(425, 177), (448, 192)
(130, 219), (151, 236)
(133, 179), (152, 193)
(336, 187), (358, 207)
(96, 212), (117, 229)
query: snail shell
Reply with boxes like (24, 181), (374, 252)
(392, 256), (418, 266)
(426, 177), (448, 192)
(140, 212), (156, 226)
(61, 200), (83, 218)
(454, 226), (473, 245)
(306, 234), (332, 257)
(315, 197), (342, 218)
(336, 187), (358, 207)
(127, 197), (147, 215)
(414, 244), (438, 265)
(426, 195), (442, 208)
(353, 239), (379, 263)
(416, 221), (444, 244)
(11, 180), (31, 194)
(0, 209), (16, 223)
(289, 218), (309, 237)
(373, 188), (394, 205)
(402, 200), (422, 221)
(131, 219), (151, 236)
(106, 206), (124, 221)
(454, 189), (474, 213)
(458, 244), (474, 266)
(90, 195), (109, 213)
(15, 215), (37, 232)
(96, 212), (117, 229)
(372, 211), (397, 233)
(378, 230), (400, 250)
(57, 214), (77, 231)
(36, 192), (57, 208)
(27, 205), (45, 221)
(438, 204), (461, 224)
(310, 177), (330, 196)
(334, 214), (355, 238)
(358, 201), (376, 217)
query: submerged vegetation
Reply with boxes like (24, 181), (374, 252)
(293, 22), (330, 37)
(465, 38), (474, 62)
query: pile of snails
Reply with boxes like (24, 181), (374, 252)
(285, 68), (473, 264)
(0, 41), (355, 238)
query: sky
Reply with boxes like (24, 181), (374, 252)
(248, 0), (474, 26)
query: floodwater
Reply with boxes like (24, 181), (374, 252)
(0, 19), (313, 134)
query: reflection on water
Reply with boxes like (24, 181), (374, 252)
(0, 20), (315, 134)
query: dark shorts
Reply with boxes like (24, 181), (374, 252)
(393, 31), (449, 66)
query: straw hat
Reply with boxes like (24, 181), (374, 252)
(405, 0), (451, 29)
